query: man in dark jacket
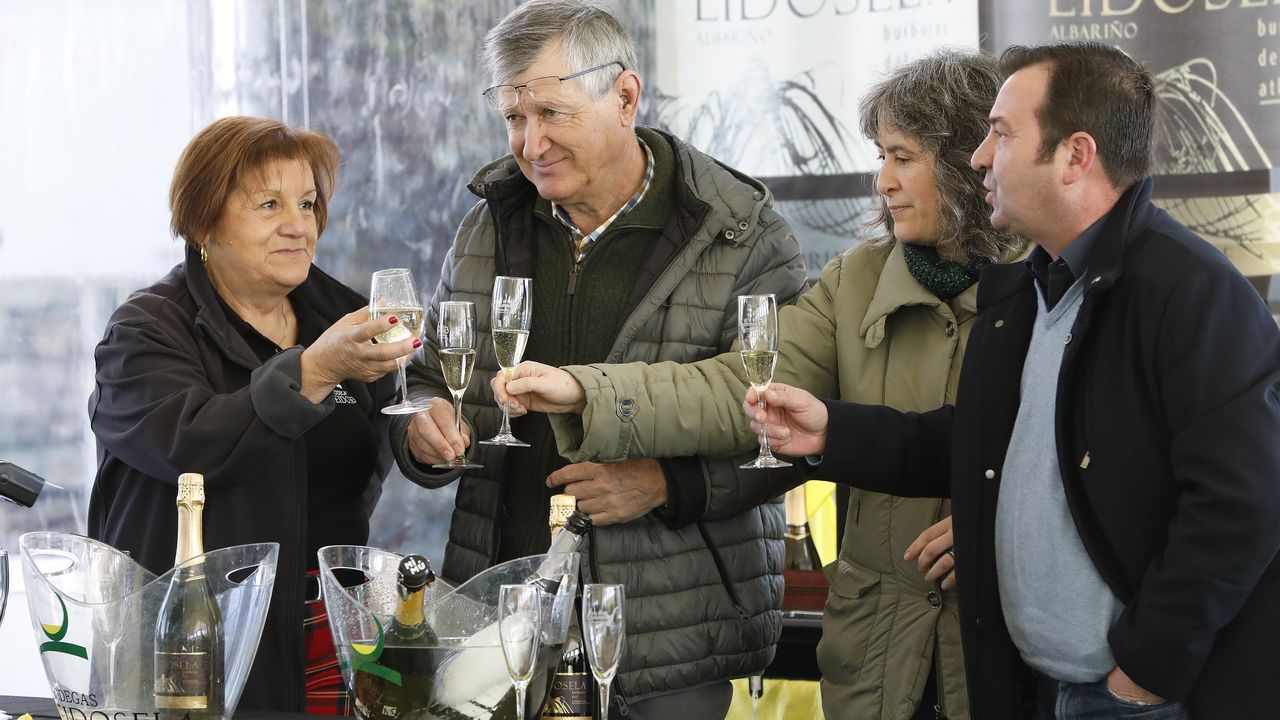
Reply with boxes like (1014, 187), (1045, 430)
(751, 43), (1280, 719)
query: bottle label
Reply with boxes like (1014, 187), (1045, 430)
(154, 651), (211, 708)
(542, 670), (593, 719)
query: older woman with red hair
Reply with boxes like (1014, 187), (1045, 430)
(88, 116), (415, 713)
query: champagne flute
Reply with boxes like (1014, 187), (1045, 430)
(433, 301), (484, 469)
(370, 268), (431, 415)
(89, 545), (132, 689)
(738, 294), (792, 469)
(0, 548), (7, 720)
(0, 548), (8, 629)
(481, 276), (533, 447)
(498, 584), (542, 720)
(582, 583), (625, 720)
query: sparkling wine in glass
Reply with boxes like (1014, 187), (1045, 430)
(370, 268), (431, 415)
(498, 584), (542, 720)
(433, 301), (483, 469)
(738, 294), (792, 469)
(481, 276), (533, 447)
(582, 583), (625, 720)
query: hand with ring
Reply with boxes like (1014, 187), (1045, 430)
(904, 515), (957, 590)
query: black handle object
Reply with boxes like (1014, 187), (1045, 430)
(0, 460), (46, 507)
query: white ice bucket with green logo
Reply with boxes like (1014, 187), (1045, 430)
(317, 545), (580, 720)
(19, 532), (278, 720)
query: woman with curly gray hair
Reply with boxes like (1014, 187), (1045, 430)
(797, 48), (1024, 720)
(494, 47), (1027, 720)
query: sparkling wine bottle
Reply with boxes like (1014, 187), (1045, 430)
(154, 472), (225, 719)
(783, 487), (821, 571)
(540, 495), (596, 720)
(528, 498), (591, 595)
(353, 555), (440, 720)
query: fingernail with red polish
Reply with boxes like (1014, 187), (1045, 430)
(389, 316), (398, 324)
(412, 339), (422, 349)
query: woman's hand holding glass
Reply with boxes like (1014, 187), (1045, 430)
(498, 584), (542, 720)
(433, 301), (483, 469)
(299, 307), (418, 404)
(583, 583), (625, 720)
(490, 360), (587, 416)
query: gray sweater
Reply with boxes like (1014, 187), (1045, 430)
(995, 277), (1124, 682)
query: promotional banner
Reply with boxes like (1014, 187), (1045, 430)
(652, 0), (981, 273)
(987, 1), (1280, 276)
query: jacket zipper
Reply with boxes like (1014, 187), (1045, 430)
(567, 251), (582, 362)
(568, 260), (582, 296)
(696, 521), (751, 622)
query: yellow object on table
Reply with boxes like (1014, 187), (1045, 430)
(722, 481), (836, 719)
(727, 678), (824, 719)
(805, 480), (838, 567)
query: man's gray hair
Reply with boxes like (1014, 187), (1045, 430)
(482, 0), (637, 99)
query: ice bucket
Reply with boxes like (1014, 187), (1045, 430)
(318, 546), (580, 720)
(19, 532), (278, 720)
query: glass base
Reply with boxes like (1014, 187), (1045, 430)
(432, 458), (484, 469)
(381, 399), (431, 415)
(479, 433), (531, 447)
(740, 455), (792, 469)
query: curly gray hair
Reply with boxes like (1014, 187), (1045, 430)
(859, 49), (1024, 263)
(482, 0), (637, 100)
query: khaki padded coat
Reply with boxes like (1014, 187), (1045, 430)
(554, 241), (999, 719)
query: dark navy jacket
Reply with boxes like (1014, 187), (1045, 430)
(821, 179), (1280, 719)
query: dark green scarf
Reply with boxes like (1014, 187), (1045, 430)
(902, 242), (987, 301)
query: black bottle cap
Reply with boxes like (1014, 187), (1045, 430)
(564, 510), (592, 536)
(398, 554), (435, 591)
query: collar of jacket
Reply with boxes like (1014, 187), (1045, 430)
(466, 126), (773, 251)
(183, 243), (370, 371)
(975, 177), (1156, 312)
(859, 241), (980, 349)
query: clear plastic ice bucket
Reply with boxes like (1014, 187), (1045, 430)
(318, 546), (580, 720)
(19, 532), (278, 720)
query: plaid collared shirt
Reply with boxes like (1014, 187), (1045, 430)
(551, 136), (655, 264)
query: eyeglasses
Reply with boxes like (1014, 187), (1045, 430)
(482, 61), (624, 110)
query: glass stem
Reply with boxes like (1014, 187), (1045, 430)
(497, 368), (514, 436)
(757, 393), (776, 460)
(395, 356), (409, 405)
(514, 680), (528, 720)
(499, 400), (513, 436)
(598, 680), (611, 720)
(453, 391), (465, 464)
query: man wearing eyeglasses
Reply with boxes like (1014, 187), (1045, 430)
(388, 1), (805, 718)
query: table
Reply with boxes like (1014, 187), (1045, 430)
(3, 613), (827, 720)
(0, 697), (344, 720)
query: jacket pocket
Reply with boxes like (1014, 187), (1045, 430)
(815, 558), (882, 685)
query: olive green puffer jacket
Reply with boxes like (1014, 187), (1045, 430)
(389, 127), (806, 703)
